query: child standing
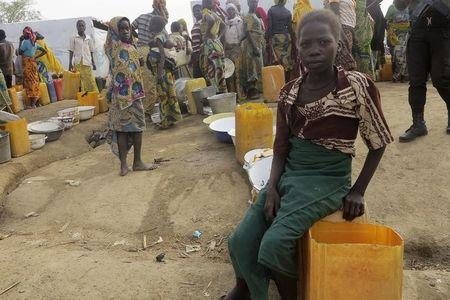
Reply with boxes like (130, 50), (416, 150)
(69, 20), (98, 93)
(105, 17), (157, 176)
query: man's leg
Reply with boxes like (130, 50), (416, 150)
(429, 28), (450, 134)
(399, 28), (430, 142)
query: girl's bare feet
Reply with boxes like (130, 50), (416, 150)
(132, 161), (158, 171)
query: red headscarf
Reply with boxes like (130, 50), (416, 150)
(213, 0), (228, 20)
(255, 7), (269, 30)
(23, 26), (36, 45)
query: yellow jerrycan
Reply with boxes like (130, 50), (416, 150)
(77, 91), (99, 115)
(38, 83), (51, 106)
(301, 221), (404, 300)
(235, 103), (273, 165)
(185, 78), (206, 114)
(62, 71), (81, 100)
(8, 88), (22, 113)
(262, 65), (285, 102)
(0, 118), (31, 157)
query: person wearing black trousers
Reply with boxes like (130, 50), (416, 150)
(396, 0), (450, 142)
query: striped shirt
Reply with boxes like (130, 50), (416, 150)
(191, 22), (202, 55)
(274, 67), (393, 157)
(132, 13), (155, 47)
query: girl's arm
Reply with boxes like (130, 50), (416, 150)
(264, 101), (291, 223)
(343, 147), (386, 220)
(264, 154), (288, 223)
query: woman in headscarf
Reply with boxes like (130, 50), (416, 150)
(226, 0), (241, 13)
(267, 0), (294, 79)
(147, 16), (182, 129)
(255, 7), (269, 65)
(241, 0), (265, 100)
(35, 32), (64, 83)
(200, 0), (228, 93)
(354, 0), (375, 77)
(105, 17), (157, 176)
(385, 4), (410, 82)
(224, 3), (244, 100)
(19, 27), (47, 108)
(325, 0), (357, 71)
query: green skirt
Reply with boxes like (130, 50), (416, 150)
(228, 138), (352, 300)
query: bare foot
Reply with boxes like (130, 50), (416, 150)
(120, 165), (129, 176)
(132, 161), (159, 171)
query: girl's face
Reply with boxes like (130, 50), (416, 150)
(298, 22), (337, 74)
(118, 19), (131, 43)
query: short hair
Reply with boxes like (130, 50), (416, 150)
(297, 9), (341, 42)
(171, 21), (181, 33)
(192, 4), (202, 10)
(0, 30), (6, 40)
(149, 15), (166, 33)
(77, 19), (86, 26)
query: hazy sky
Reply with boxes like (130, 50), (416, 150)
(33, 0), (196, 29)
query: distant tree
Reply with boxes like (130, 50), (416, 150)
(0, 0), (42, 24)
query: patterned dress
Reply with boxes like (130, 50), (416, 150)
(241, 13), (265, 95)
(386, 5), (410, 81)
(0, 69), (11, 109)
(200, 8), (228, 93)
(105, 17), (146, 155)
(148, 32), (182, 129)
(354, 0), (375, 77)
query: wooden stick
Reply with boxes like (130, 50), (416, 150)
(143, 235), (148, 249)
(0, 282), (20, 296)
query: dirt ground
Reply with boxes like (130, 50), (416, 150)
(0, 83), (449, 299)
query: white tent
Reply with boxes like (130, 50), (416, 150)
(0, 17), (109, 77)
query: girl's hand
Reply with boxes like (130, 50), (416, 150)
(343, 190), (365, 221)
(264, 187), (280, 224)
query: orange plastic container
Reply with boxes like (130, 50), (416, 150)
(262, 65), (285, 102)
(185, 78), (207, 114)
(302, 221), (403, 300)
(53, 79), (64, 101)
(0, 118), (31, 157)
(235, 103), (273, 165)
(8, 88), (23, 113)
(13, 85), (23, 92)
(77, 91), (99, 115)
(38, 82), (51, 106)
(62, 71), (81, 100)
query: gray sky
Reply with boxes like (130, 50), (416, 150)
(33, 0), (196, 29)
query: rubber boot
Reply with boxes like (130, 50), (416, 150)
(399, 112), (428, 143)
(447, 113), (450, 135)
